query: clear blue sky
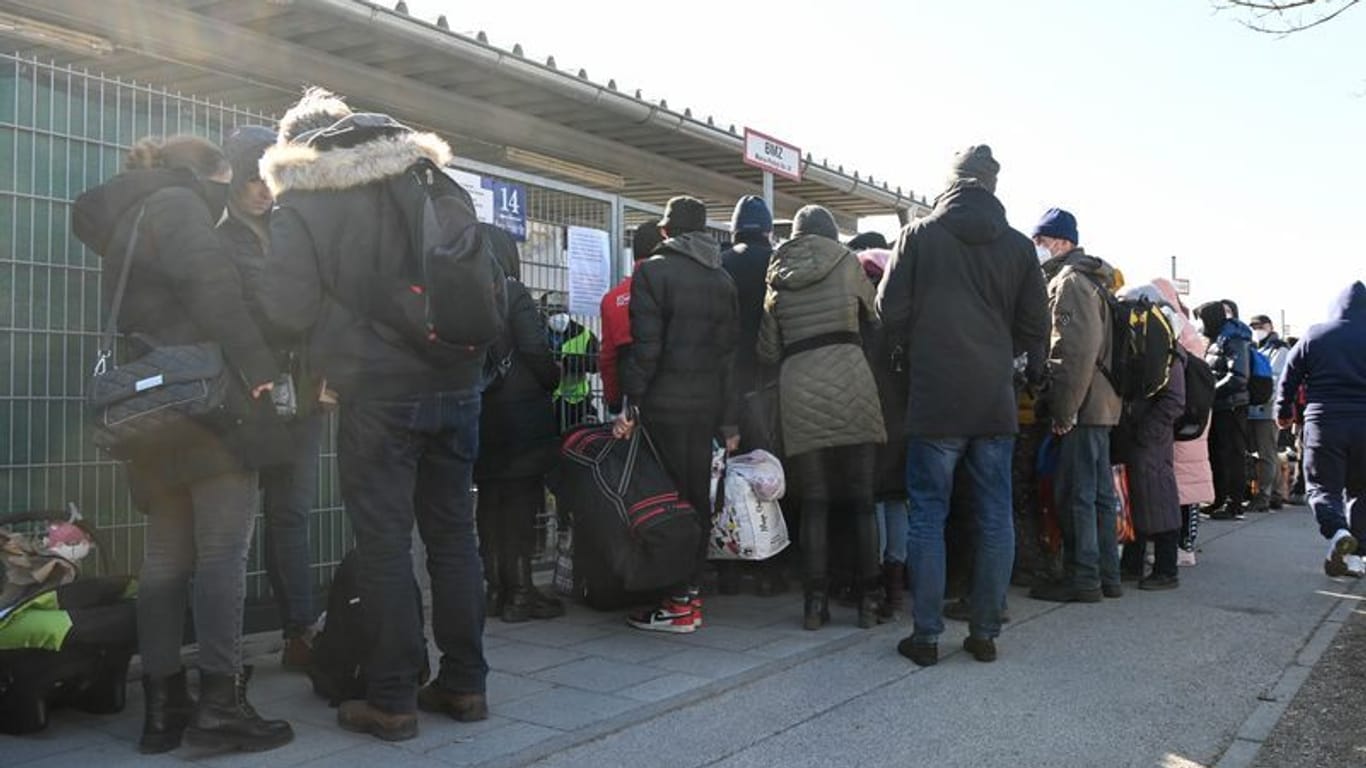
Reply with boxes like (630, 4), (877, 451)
(409, 0), (1362, 336)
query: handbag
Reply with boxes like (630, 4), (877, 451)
(708, 450), (790, 561)
(1111, 464), (1136, 545)
(85, 206), (234, 456)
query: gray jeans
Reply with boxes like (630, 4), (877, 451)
(137, 470), (258, 677)
(1250, 418), (1286, 501)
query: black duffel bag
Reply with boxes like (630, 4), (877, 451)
(558, 424), (701, 594)
(84, 207), (236, 456)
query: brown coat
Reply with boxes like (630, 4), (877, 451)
(757, 235), (886, 458)
(1044, 249), (1122, 428)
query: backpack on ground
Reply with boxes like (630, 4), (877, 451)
(1175, 349), (1216, 441)
(302, 113), (508, 363)
(308, 549), (430, 706)
(1096, 289), (1176, 402)
(1247, 347), (1275, 405)
(0, 509), (136, 735)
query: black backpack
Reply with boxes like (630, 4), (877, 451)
(1096, 288), (1176, 402)
(308, 550), (429, 706)
(1174, 349), (1216, 441)
(303, 114), (509, 362)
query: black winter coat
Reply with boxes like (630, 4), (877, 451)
(476, 227), (560, 482)
(1121, 356), (1185, 534)
(866, 318), (909, 501)
(877, 182), (1050, 437)
(74, 169), (279, 500)
(259, 128), (482, 400)
(620, 232), (740, 432)
(722, 234), (774, 394)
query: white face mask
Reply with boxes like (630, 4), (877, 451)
(548, 313), (571, 334)
(1253, 328), (1271, 343)
(1036, 244), (1054, 264)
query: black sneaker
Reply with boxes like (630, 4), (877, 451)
(963, 636), (997, 663)
(897, 637), (938, 667)
(1138, 574), (1179, 591)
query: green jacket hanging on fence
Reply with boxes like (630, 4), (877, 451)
(548, 318), (600, 405)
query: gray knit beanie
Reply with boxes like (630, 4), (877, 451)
(791, 205), (839, 240)
(949, 145), (1000, 193)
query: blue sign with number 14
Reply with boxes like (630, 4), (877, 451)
(491, 179), (527, 241)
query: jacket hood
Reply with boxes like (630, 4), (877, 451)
(1151, 277), (1190, 316)
(1332, 281), (1366, 322)
(656, 231), (722, 269)
(929, 181), (1007, 246)
(481, 223), (521, 281)
(1045, 247), (1120, 291)
(71, 168), (200, 256)
(768, 234), (849, 290)
(260, 128), (452, 196)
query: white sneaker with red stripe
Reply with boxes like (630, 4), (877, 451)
(627, 597), (697, 634)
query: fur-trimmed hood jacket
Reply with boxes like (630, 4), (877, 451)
(255, 127), (482, 400)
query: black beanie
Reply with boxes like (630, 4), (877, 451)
(659, 196), (707, 234)
(222, 125), (276, 191)
(632, 218), (664, 260)
(847, 232), (889, 252)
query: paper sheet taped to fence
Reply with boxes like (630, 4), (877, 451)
(567, 226), (611, 317)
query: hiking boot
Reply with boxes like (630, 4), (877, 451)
(140, 668), (195, 754)
(897, 637), (938, 667)
(627, 596), (696, 634)
(184, 669), (293, 753)
(963, 636), (997, 663)
(1325, 530), (1358, 577)
(502, 556), (566, 623)
(1102, 583), (1124, 599)
(943, 598), (972, 623)
(416, 684), (489, 722)
(281, 636), (313, 672)
(857, 589), (881, 630)
(1138, 574), (1180, 591)
(1029, 580), (1102, 603)
(337, 700), (418, 742)
(879, 563), (905, 622)
(803, 590), (830, 631)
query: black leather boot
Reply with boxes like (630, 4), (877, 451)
(184, 668), (293, 753)
(857, 582), (882, 629)
(879, 563), (905, 623)
(503, 556), (565, 622)
(803, 588), (830, 631)
(139, 668), (195, 754)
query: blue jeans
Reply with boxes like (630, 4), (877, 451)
(876, 499), (910, 565)
(260, 412), (324, 637)
(905, 436), (1015, 643)
(1304, 417), (1366, 544)
(1056, 426), (1120, 591)
(338, 391), (487, 714)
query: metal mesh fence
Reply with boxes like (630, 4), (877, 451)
(0, 54), (630, 585)
(0, 53), (350, 603)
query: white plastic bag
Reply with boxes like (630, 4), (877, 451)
(708, 452), (790, 561)
(726, 449), (786, 501)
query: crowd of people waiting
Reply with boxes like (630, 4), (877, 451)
(68, 86), (1366, 752)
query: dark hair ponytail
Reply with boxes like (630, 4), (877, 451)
(124, 135), (228, 179)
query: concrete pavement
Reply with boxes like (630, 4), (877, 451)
(5, 506), (1352, 767)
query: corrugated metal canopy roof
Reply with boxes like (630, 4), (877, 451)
(0, 0), (932, 224)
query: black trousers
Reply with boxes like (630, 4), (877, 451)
(477, 478), (544, 564)
(1209, 407), (1249, 509)
(790, 443), (879, 589)
(1121, 530), (1180, 579)
(646, 419), (715, 590)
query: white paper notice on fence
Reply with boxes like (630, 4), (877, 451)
(566, 226), (611, 317)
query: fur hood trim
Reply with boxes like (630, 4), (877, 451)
(261, 130), (452, 196)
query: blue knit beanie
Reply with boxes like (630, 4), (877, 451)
(730, 195), (773, 235)
(1032, 208), (1078, 244)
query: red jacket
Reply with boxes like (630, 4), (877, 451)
(599, 275), (633, 411)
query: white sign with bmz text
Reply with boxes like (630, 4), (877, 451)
(743, 128), (802, 182)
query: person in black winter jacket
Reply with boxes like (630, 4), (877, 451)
(475, 224), (564, 623)
(1196, 300), (1252, 519)
(73, 135), (292, 754)
(617, 196), (740, 633)
(259, 89), (488, 741)
(722, 195), (774, 402)
(877, 146), (1050, 667)
(218, 125), (321, 670)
